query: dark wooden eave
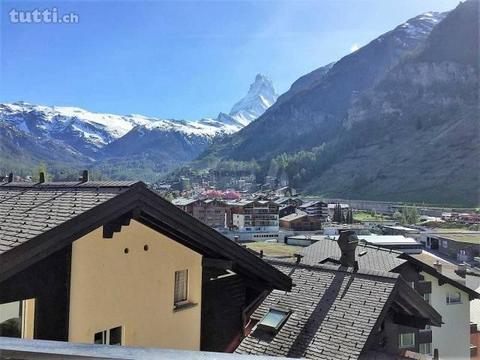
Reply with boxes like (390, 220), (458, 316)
(0, 182), (292, 291)
(393, 279), (442, 327)
(362, 275), (442, 355)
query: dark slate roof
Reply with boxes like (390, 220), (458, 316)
(236, 262), (399, 360)
(299, 200), (326, 208)
(0, 181), (292, 291)
(302, 237), (406, 272)
(236, 261), (441, 360)
(0, 181), (135, 255)
(303, 237), (480, 301)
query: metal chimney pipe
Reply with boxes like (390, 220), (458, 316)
(80, 170), (89, 183)
(433, 260), (443, 273)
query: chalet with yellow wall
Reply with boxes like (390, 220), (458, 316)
(0, 180), (291, 352)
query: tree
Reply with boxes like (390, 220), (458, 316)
(32, 162), (52, 182)
(346, 209), (353, 224)
(333, 203), (344, 223)
(393, 211), (403, 223)
(399, 205), (420, 225)
(333, 204), (339, 223)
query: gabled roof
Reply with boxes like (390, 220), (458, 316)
(299, 200), (327, 208)
(302, 237), (480, 300)
(171, 197), (200, 206)
(236, 261), (441, 360)
(279, 212), (308, 222)
(0, 181), (292, 291)
(302, 237), (406, 272)
(399, 253), (480, 300)
(427, 231), (480, 245)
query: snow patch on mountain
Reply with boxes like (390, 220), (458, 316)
(387, 11), (447, 42)
(228, 74), (278, 126)
(0, 74), (278, 157)
(0, 102), (240, 152)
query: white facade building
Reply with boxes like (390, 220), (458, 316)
(423, 271), (471, 359)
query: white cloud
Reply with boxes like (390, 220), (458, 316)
(350, 43), (360, 53)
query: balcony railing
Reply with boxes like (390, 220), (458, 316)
(0, 337), (284, 360)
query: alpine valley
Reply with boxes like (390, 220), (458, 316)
(1, 1), (479, 206)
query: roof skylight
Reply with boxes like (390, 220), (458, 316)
(257, 308), (290, 333)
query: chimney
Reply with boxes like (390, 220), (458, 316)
(294, 253), (304, 264)
(80, 170), (89, 183)
(433, 260), (442, 273)
(7, 172), (13, 183)
(39, 172), (45, 183)
(456, 263), (467, 278)
(337, 230), (359, 269)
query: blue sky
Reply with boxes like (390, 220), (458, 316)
(1, 0), (459, 120)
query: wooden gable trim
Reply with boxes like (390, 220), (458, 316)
(137, 190), (292, 291)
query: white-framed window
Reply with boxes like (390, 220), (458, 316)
(94, 326), (122, 345)
(442, 240), (448, 248)
(423, 293), (431, 304)
(419, 342), (432, 355)
(399, 332), (415, 348)
(174, 269), (188, 306)
(459, 249), (466, 256)
(94, 330), (107, 344)
(446, 291), (461, 304)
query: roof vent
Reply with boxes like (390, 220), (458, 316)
(337, 230), (359, 269)
(7, 172), (13, 183)
(39, 172), (45, 183)
(433, 260), (442, 273)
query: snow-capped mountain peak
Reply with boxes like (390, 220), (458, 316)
(228, 74), (278, 126)
(393, 11), (447, 41)
(0, 102), (244, 156)
(0, 74), (278, 164)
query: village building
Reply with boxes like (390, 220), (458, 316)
(172, 198), (227, 229)
(298, 201), (328, 221)
(421, 231), (480, 262)
(278, 204), (296, 218)
(335, 234), (423, 254)
(226, 200), (280, 241)
(381, 225), (419, 237)
(274, 196), (303, 208)
(279, 212), (322, 231)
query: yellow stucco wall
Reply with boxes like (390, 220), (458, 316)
(68, 220), (202, 350)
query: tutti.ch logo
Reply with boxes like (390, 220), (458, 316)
(9, 8), (79, 24)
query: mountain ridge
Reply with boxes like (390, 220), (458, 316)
(0, 74), (278, 180)
(189, 4), (479, 206)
